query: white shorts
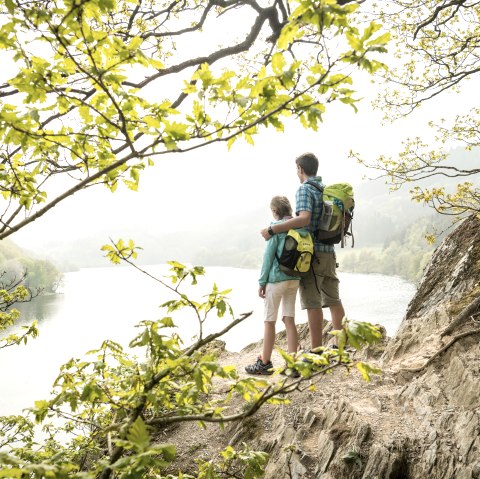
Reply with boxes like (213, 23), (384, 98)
(264, 280), (299, 322)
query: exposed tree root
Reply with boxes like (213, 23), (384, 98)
(399, 328), (480, 373)
(441, 295), (480, 337)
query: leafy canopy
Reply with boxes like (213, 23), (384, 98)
(354, 0), (480, 221)
(0, 0), (389, 239)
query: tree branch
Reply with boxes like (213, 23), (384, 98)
(124, 5), (274, 89)
(413, 0), (469, 40)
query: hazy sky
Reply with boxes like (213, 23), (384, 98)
(8, 6), (475, 252)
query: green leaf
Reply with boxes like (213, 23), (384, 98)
(129, 36), (143, 50)
(5, 0), (15, 13)
(366, 32), (391, 47)
(159, 316), (175, 328)
(244, 133), (254, 145)
(271, 53), (285, 75)
(361, 22), (382, 41)
(193, 63), (214, 87)
(357, 362), (382, 382)
(216, 299), (226, 317)
(227, 136), (237, 150)
(0, 467), (24, 478)
(153, 443), (176, 462)
(127, 417), (150, 452)
(144, 116), (160, 128)
(346, 32), (363, 51)
(183, 82), (197, 94)
(278, 23), (299, 50)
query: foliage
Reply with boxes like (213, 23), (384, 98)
(0, 0), (389, 239)
(0, 242), (383, 478)
(0, 238), (61, 352)
(342, 447), (362, 468)
(0, 270), (39, 350)
(354, 1), (480, 219)
(0, 1), (390, 474)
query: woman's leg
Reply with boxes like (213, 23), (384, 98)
(262, 282), (283, 363)
(282, 316), (298, 354)
(281, 280), (299, 353)
(262, 321), (276, 363)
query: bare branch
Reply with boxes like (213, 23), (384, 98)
(124, 7), (274, 89)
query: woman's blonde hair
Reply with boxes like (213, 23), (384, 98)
(270, 196), (292, 219)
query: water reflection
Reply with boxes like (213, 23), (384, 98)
(16, 294), (65, 325)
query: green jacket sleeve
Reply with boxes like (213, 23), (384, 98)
(258, 234), (279, 286)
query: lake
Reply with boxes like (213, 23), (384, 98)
(0, 265), (415, 416)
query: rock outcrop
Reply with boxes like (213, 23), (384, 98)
(164, 215), (480, 478)
(229, 214), (480, 478)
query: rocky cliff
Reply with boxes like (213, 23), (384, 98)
(164, 214), (480, 478)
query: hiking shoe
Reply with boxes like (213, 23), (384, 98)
(281, 367), (300, 378)
(302, 347), (325, 363)
(245, 357), (274, 375)
(328, 344), (355, 353)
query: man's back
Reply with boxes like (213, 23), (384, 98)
(295, 176), (334, 253)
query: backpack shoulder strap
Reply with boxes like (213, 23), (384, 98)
(304, 180), (325, 242)
(305, 179), (324, 194)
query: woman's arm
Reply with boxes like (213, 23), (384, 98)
(258, 233), (279, 284)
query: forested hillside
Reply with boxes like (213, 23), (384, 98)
(0, 239), (62, 293)
(337, 216), (447, 282)
(337, 147), (478, 282)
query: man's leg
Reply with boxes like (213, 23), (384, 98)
(307, 308), (324, 349)
(321, 254), (344, 333)
(299, 256), (325, 350)
(330, 302), (345, 330)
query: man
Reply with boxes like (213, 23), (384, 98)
(260, 152), (345, 350)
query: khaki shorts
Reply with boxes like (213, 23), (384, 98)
(299, 252), (341, 309)
(264, 280), (299, 322)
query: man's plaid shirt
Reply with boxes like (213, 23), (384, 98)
(295, 175), (335, 253)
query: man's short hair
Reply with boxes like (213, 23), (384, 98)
(296, 153), (318, 176)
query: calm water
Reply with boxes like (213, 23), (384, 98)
(0, 265), (415, 415)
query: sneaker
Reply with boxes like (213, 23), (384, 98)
(245, 357), (274, 375)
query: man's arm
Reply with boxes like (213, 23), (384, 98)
(260, 210), (311, 240)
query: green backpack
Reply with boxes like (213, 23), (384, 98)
(306, 181), (355, 247)
(276, 229), (314, 276)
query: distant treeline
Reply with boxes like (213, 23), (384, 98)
(34, 211), (452, 285)
(337, 215), (452, 282)
(0, 239), (62, 293)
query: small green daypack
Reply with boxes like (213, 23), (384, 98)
(306, 181), (355, 247)
(276, 229), (314, 276)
